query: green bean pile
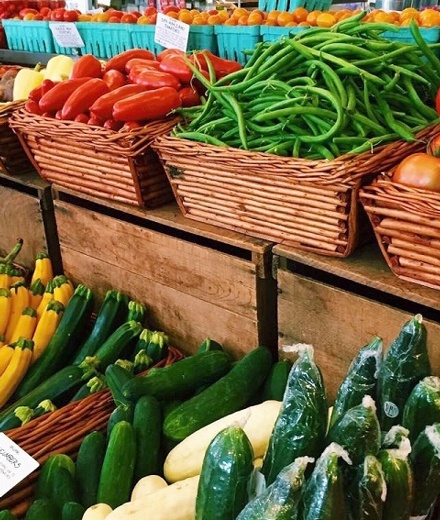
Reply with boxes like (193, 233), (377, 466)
(176, 13), (440, 160)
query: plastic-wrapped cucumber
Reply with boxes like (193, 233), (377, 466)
(402, 376), (440, 444)
(346, 455), (387, 520)
(378, 314), (431, 432)
(326, 395), (381, 466)
(302, 442), (351, 520)
(236, 457), (314, 520)
(261, 344), (328, 486)
(330, 337), (382, 428)
(381, 425), (411, 451)
(377, 435), (414, 520)
(410, 423), (440, 518)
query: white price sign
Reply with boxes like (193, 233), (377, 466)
(0, 433), (39, 498)
(155, 13), (189, 53)
(49, 22), (85, 48)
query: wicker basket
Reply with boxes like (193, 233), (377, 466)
(0, 346), (184, 518)
(360, 177), (440, 290)
(153, 124), (440, 257)
(9, 109), (181, 208)
(0, 102), (34, 176)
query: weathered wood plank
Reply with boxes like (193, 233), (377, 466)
(62, 248), (259, 358)
(278, 269), (440, 403)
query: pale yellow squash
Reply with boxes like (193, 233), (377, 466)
(82, 503), (113, 520)
(130, 474), (168, 501)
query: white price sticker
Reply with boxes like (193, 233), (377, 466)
(0, 433), (39, 498)
(155, 12), (189, 52)
(49, 22), (85, 48)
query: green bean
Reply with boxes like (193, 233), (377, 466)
(318, 42), (377, 59)
(246, 120), (287, 135)
(253, 105), (338, 123)
(410, 21), (440, 79)
(351, 112), (388, 135)
(361, 78), (381, 126)
(402, 76), (439, 122)
(174, 132), (228, 146)
(305, 59), (348, 106)
(196, 116), (233, 134)
(347, 133), (399, 154)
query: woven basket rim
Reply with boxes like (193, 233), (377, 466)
(0, 101), (26, 122)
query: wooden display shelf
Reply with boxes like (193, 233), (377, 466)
(0, 170), (62, 271)
(274, 242), (440, 402)
(52, 186), (278, 358)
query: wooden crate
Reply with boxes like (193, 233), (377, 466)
(274, 243), (440, 404)
(53, 188), (278, 359)
(0, 171), (62, 271)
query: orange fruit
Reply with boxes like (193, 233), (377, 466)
(178, 10), (193, 23)
(217, 9), (229, 21)
(247, 10), (263, 25)
(371, 10), (395, 23)
(297, 20), (310, 26)
(277, 10), (294, 26)
(231, 7), (248, 19)
(77, 13), (92, 21)
(305, 10), (321, 26)
(266, 9), (281, 24)
(285, 21), (297, 26)
(292, 6), (308, 23)
(316, 11), (336, 27)
(224, 16), (237, 25)
(192, 14), (205, 24)
(207, 13), (222, 24)
(237, 13), (249, 24)
(419, 8), (440, 27)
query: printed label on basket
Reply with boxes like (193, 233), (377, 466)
(0, 433), (39, 497)
(155, 12), (189, 52)
(49, 22), (85, 48)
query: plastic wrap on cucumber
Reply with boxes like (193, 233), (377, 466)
(236, 456), (313, 520)
(410, 423), (440, 518)
(301, 442), (351, 520)
(381, 425), (411, 451)
(378, 314), (431, 432)
(402, 376), (440, 444)
(329, 337), (382, 429)
(377, 432), (414, 520)
(261, 344), (328, 487)
(346, 455), (387, 520)
(326, 395), (381, 466)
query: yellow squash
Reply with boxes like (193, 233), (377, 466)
(0, 338), (33, 407)
(32, 300), (64, 363)
(0, 288), (11, 336)
(4, 281), (30, 343)
(0, 344), (14, 376)
(10, 306), (38, 344)
(36, 280), (55, 322)
(29, 278), (45, 311)
(31, 253), (53, 288)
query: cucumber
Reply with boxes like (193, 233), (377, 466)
(133, 395), (162, 483)
(35, 454), (76, 500)
(24, 499), (58, 520)
(163, 347), (273, 442)
(326, 395), (381, 466)
(105, 363), (134, 407)
(378, 314), (431, 431)
(261, 345), (327, 486)
(123, 350), (232, 402)
(0, 511), (17, 520)
(61, 502), (86, 520)
(75, 431), (106, 509)
(71, 290), (129, 365)
(97, 420), (137, 509)
(197, 337), (224, 353)
(329, 336), (382, 429)
(195, 426), (254, 520)
(13, 285), (94, 399)
(260, 359), (291, 402)
(402, 375), (440, 444)
(302, 443), (351, 520)
(50, 466), (78, 511)
(236, 457), (313, 520)
(0, 365), (89, 432)
(107, 403), (135, 438)
(410, 423), (440, 518)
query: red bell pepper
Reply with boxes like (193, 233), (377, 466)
(25, 99), (42, 115)
(157, 48), (184, 62)
(129, 69), (181, 91)
(90, 84), (147, 120)
(28, 79), (55, 103)
(125, 58), (161, 74)
(191, 50), (242, 79)
(61, 78), (110, 120)
(39, 77), (92, 112)
(74, 113), (89, 124)
(178, 85), (201, 107)
(102, 69), (127, 91)
(159, 54), (193, 84)
(113, 86), (182, 122)
(104, 49), (155, 73)
(70, 54), (103, 79)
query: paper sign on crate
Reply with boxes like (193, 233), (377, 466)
(155, 13), (189, 52)
(49, 22), (85, 48)
(0, 433), (39, 498)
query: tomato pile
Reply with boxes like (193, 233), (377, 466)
(0, 0), (64, 19)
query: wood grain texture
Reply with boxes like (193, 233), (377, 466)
(278, 269), (440, 403)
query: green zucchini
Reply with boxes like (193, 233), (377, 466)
(133, 395), (162, 483)
(70, 374), (107, 403)
(97, 420), (136, 509)
(260, 359), (292, 402)
(236, 456), (313, 520)
(75, 431), (106, 509)
(61, 502), (85, 520)
(71, 290), (129, 365)
(163, 347), (273, 442)
(123, 349), (232, 402)
(50, 466), (78, 511)
(378, 314), (431, 431)
(261, 345), (327, 486)
(133, 349), (153, 374)
(329, 336), (382, 428)
(0, 397), (57, 431)
(195, 426), (254, 520)
(410, 423), (440, 517)
(302, 443), (351, 520)
(402, 375), (440, 444)
(35, 454), (76, 500)
(346, 455), (386, 520)
(0, 511), (17, 520)
(146, 331), (169, 364)
(24, 499), (58, 520)
(107, 403), (135, 438)
(13, 285), (94, 399)
(126, 300), (146, 323)
(105, 363), (134, 407)
(326, 395), (381, 466)
(131, 328), (152, 361)
(197, 337), (224, 353)
(0, 365), (93, 432)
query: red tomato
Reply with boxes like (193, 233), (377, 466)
(108, 15), (121, 22)
(39, 6), (50, 15)
(63, 9), (78, 21)
(163, 5), (179, 13)
(120, 12), (137, 23)
(145, 6), (157, 16)
(392, 153), (440, 192)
